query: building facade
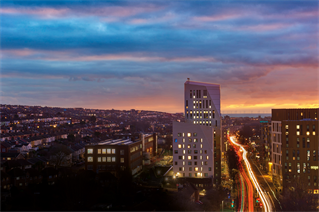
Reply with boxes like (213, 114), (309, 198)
(260, 122), (272, 173)
(141, 133), (158, 156)
(85, 139), (143, 176)
(173, 122), (214, 178)
(173, 79), (221, 185)
(271, 108), (319, 194)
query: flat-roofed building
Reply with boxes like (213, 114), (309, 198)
(85, 139), (143, 176)
(271, 108), (319, 194)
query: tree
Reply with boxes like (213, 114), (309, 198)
(281, 179), (317, 211)
(226, 146), (239, 180)
(49, 144), (72, 168)
(237, 125), (253, 145)
(67, 134), (75, 142)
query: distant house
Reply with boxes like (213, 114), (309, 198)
(1, 142), (14, 153)
(8, 168), (27, 188)
(41, 167), (58, 185)
(30, 136), (43, 147)
(27, 156), (49, 169)
(2, 159), (32, 171)
(1, 152), (25, 162)
(25, 168), (42, 185)
(70, 143), (86, 161)
(1, 171), (11, 190)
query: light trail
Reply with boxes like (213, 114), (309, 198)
(229, 136), (272, 212)
(241, 164), (254, 212)
(239, 173), (245, 212)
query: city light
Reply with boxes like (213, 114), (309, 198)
(229, 136), (272, 212)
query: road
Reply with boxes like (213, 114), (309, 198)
(248, 155), (282, 211)
(229, 136), (273, 212)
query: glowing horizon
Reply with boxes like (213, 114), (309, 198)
(1, 1), (318, 113)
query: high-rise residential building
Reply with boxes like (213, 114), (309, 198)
(173, 79), (221, 185)
(270, 108), (319, 194)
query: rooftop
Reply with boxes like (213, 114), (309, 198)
(87, 138), (141, 146)
(184, 80), (220, 87)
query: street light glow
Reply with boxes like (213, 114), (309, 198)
(229, 136), (272, 212)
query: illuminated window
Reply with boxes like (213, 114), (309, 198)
(307, 132), (310, 135)
(200, 138), (203, 142)
(296, 125), (300, 129)
(87, 157), (93, 162)
(98, 157), (101, 162)
(98, 149), (101, 154)
(112, 149), (116, 154)
(296, 131), (300, 136)
(87, 149), (93, 154)
(195, 167), (198, 171)
(187, 133), (191, 137)
(183, 138), (185, 143)
(183, 150), (185, 154)
(107, 149), (111, 154)
(285, 125), (289, 129)
(200, 144), (203, 148)
(102, 157), (106, 162)
(194, 138), (198, 142)
(107, 157), (111, 162)
(200, 156), (203, 160)
(206, 156), (209, 160)
(183, 144), (185, 148)
(188, 156), (192, 160)
(102, 149), (106, 154)
(178, 144), (182, 148)
(112, 157), (116, 162)
(313, 131), (316, 135)
(120, 158), (124, 163)
(188, 145), (191, 148)
(183, 161), (185, 165)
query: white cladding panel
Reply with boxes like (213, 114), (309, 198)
(173, 121), (214, 178)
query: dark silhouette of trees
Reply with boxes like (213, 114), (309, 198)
(67, 134), (75, 142)
(281, 180), (317, 211)
(226, 146), (239, 180)
(49, 144), (72, 168)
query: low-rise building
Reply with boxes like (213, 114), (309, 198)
(85, 138), (143, 177)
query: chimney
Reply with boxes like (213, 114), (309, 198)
(187, 78), (190, 81)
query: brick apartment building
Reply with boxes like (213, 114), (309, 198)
(85, 139), (143, 176)
(271, 108), (319, 194)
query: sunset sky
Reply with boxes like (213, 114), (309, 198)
(1, 1), (318, 114)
